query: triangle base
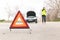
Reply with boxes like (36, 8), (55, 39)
(10, 27), (29, 29)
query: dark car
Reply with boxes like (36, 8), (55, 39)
(26, 11), (37, 23)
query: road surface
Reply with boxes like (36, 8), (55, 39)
(0, 22), (60, 40)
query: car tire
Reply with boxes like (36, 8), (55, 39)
(35, 19), (37, 23)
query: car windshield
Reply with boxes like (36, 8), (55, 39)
(27, 11), (36, 17)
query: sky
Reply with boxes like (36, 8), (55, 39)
(0, 0), (47, 20)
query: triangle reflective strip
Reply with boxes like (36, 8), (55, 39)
(16, 18), (23, 24)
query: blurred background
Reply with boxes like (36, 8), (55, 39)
(0, 0), (60, 22)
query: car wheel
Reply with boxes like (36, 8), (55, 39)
(35, 19), (37, 23)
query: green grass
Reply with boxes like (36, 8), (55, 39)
(0, 18), (60, 23)
(52, 18), (60, 22)
(47, 18), (60, 22)
(0, 19), (5, 22)
(0, 20), (11, 23)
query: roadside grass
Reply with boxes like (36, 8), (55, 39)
(0, 19), (5, 22)
(0, 20), (12, 23)
(47, 18), (60, 22)
(53, 18), (60, 22)
(0, 18), (60, 23)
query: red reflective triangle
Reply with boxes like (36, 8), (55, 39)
(10, 11), (29, 29)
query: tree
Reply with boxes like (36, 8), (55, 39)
(5, 6), (12, 21)
(5, 5), (19, 21)
(45, 0), (60, 21)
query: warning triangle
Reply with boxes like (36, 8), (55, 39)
(10, 11), (29, 29)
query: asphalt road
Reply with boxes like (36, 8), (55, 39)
(0, 22), (60, 40)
